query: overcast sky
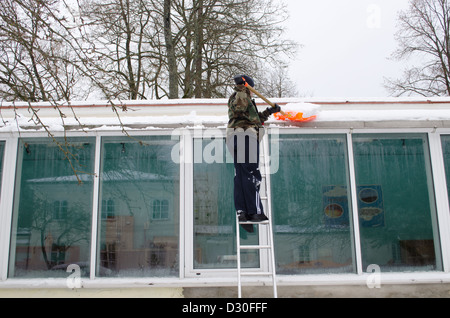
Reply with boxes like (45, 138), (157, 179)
(283, 0), (412, 98)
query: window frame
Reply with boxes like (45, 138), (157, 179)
(432, 129), (450, 271)
(268, 130), (359, 275)
(0, 137), (15, 281)
(184, 128), (237, 277)
(349, 127), (450, 275)
(351, 131), (443, 272)
(1, 126), (450, 287)
(8, 135), (97, 278)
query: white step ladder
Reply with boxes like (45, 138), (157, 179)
(235, 134), (277, 298)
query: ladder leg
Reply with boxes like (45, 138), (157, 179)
(268, 219), (277, 298)
(262, 135), (278, 298)
(236, 215), (242, 298)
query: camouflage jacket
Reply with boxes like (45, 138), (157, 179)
(227, 85), (271, 130)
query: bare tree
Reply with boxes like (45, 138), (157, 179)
(79, 0), (163, 100)
(164, 0), (179, 99)
(385, 0), (450, 96)
(169, 0), (298, 98)
(257, 67), (299, 98)
(0, 0), (83, 101)
(1, 0), (298, 102)
(193, 0), (204, 98)
(0, 0), (133, 182)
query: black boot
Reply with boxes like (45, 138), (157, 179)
(237, 211), (254, 233)
(249, 214), (269, 222)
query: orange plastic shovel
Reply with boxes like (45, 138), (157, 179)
(241, 77), (316, 122)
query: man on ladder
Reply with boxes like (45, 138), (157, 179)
(227, 75), (280, 298)
(226, 75), (281, 233)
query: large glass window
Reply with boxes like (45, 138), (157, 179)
(353, 134), (442, 272)
(193, 138), (259, 270)
(270, 134), (355, 274)
(97, 136), (180, 277)
(9, 138), (95, 278)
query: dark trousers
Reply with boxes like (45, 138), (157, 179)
(228, 132), (264, 216)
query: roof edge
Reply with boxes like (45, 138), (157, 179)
(3, 96), (450, 109)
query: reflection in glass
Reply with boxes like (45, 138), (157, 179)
(353, 134), (442, 272)
(193, 138), (259, 269)
(270, 134), (355, 274)
(9, 138), (95, 278)
(97, 136), (180, 277)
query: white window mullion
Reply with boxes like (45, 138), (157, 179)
(0, 138), (18, 281)
(89, 135), (102, 280)
(177, 130), (186, 279)
(183, 130), (194, 277)
(428, 132), (450, 272)
(346, 132), (363, 275)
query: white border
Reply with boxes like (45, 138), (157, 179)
(432, 129), (450, 272)
(0, 137), (18, 281)
(89, 136), (102, 279)
(347, 132), (363, 275)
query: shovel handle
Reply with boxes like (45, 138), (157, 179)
(244, 82), (286, 116)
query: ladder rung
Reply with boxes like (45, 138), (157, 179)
(240, 245), (271, 250)
(240, 272), (273, 276)
(239, 220), (269, 225)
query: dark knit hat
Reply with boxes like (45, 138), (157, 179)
(233, 75), (255, 87)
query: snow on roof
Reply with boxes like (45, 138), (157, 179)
(2, 97), (450, 132)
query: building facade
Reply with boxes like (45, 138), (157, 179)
(1, 98), (450, 297)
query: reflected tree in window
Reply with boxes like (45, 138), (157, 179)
(10, 138), (94, 278)
(98, 136), (180, 277)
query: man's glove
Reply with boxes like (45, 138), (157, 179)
(266, 103), (281, 114)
